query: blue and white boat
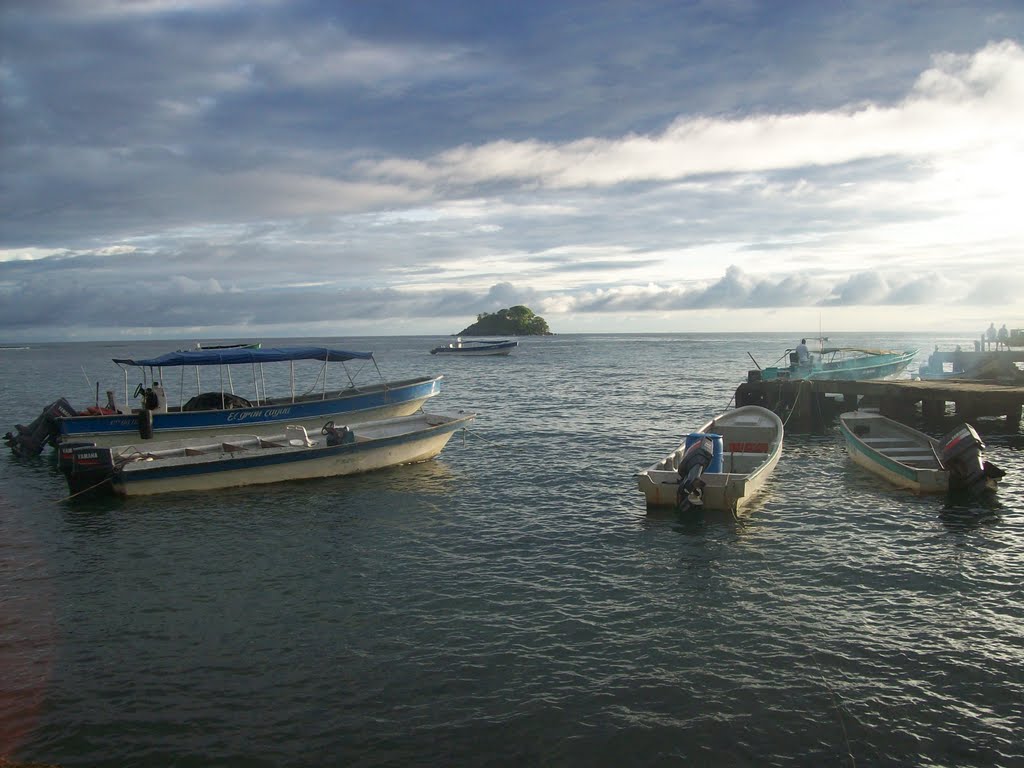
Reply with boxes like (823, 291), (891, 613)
(430, 338), (518, 356)
(751, 345), (918, 382)
(5, 346), (442, 455)
(61, 410), (475, 497)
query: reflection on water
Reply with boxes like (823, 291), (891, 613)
(939, 492), (1003, 531)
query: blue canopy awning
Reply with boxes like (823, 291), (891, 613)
(112, 346), (374, 367)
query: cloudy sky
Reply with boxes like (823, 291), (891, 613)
(2, 0), (1023, 341)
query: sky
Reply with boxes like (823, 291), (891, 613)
(2, 0), (1024, 342)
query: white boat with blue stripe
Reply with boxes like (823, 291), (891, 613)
(6, 346), (442, 454)
(430, 338), (518, 356)
(61, 410), (475, 497)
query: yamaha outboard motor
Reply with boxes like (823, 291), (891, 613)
(4, 398), (78, 457)
(676, 435), (715, 512)
(939, 424), (1005, 496)
(61, 445), (116, 497)
(57, 441), (99, 475)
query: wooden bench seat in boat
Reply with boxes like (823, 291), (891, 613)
(899, 456), (940, 464)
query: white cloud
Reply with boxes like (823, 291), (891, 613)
(28, 0), (280, 19)
(366, 41), (1024, 190)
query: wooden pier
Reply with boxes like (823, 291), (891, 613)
(734, 378), (1024, 434)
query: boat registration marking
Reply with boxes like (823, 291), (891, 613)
(226, 407), (293, 422)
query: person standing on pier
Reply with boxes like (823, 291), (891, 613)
(998, 324), (1009, 350)
(986, 323), (997, 350)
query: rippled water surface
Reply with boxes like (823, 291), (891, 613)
(1, 333), (1022, 767)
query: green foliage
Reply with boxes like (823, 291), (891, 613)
(458, 305), (552, 336)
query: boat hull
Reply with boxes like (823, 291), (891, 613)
(637, 405), (784, 512)
(103, 412), (473, 496)
(430, 340), (518, 356)
(431, 348), (515, 356)
(58, 376), (443, 447)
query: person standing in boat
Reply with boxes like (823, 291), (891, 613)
(795, 338), (810, 366)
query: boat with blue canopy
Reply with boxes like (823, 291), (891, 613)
(5, 346), (443, 455)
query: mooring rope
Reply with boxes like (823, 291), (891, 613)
(777, 379), (807, 428)
(57, 476), (112, 503)
(463, 427), (504, 448)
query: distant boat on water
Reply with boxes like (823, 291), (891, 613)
(430, 338), (518, 356)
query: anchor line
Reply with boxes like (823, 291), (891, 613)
(464, 428), (504, 448)
(57, 476), (112, 503)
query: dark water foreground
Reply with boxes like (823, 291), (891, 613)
(1, 334), (1022, 767)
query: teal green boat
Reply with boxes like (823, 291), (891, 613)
(750, 346), (918, 382)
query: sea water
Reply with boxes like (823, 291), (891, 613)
(0, 333), (1022, 767)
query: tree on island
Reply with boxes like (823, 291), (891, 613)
(458, 306), (552, 336)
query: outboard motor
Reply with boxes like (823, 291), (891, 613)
(939, 424), (1005, 496)
(322, 421), (355, 447)
(57, 441), (99, 475)
(4, 398), (78, 457)
(676, 435), (715, 512)
(134, 382), (164, 439)
(62, 445), (116, 496)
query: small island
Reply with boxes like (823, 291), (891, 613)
(457, 306), (553, 336)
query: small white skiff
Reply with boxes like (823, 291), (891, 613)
(637, 405), (784, 512)
(61, 410), (474, 497)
